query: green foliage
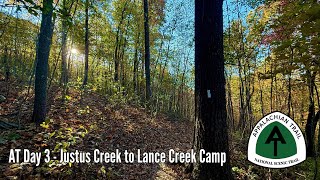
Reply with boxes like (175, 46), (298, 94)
(232, 166), (258, 180)
(299, 157), (320, 180)
(0, 137), (8, 144)
(7, 132), (21, 141)
(40, 119), (52, 129)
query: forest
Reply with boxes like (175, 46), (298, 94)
(0, 0), (320, 179)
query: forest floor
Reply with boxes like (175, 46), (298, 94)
(0, 77), (192, 179)
(0, 76), (319, 180)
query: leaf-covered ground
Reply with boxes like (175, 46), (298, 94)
(0, 79), (193, 179)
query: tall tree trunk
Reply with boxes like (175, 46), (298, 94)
(318, 122), (320, 153)
(143, 0), (151, 102)
(245, 67), (253, 131)
(32, 0), (54, 124)
(114, 2), (127, 82)
(274, 72), (278, 110)
(193, 0), (232, 179)
(287, 46), (294, 117)
(270, 57), (274, 112)
(258, 75), (265, 117)
(305, 71), (318, 157)
(237, 57), (245, 130)
(120, 38), (127, 87)
(314, 82), (320, 153)
(83, 0), (89, 86)
(133, 31), (140, 94)
(173, 59), (181, 113)
(159, 43), (170, 84)
(226, 73), (235, 131)
(180, 55), (188, 117)
(61, 0), (68, 96)
(287, 69), (292, 116)
(119, 16), (131, 88)
(236, 24), (245, 130)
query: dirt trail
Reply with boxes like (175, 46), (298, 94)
(77, 92), (193, 179)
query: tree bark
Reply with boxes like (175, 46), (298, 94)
(226, 73), (235, 131)
(237, 56), (245, 130)
(83, 0), (89, 86)
(258, 76), (265, 117)
(193, 0), (232, 179)
(133, 31), (140, 93)
(270, 58), (274, 112)
(61, 0), (68, 95)
(114, 2), (127, 82)
(305, 71), (317, 157)
(287, 46), (294, 117)
(32, 0), (54, 124)
(318, 122), (320, 153)
(143, 0), (151, 102)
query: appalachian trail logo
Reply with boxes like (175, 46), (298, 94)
(248, 111), (306, 168)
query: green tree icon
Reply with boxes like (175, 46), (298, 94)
(256, 122), (297, 159)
